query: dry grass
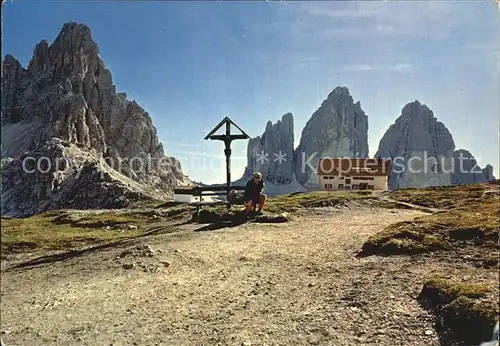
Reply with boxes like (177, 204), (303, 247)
(360, 192), (499, 261)
(193, 190), (377, 223)
(361, 182), (500, 344)
(267, 190), (373, 213)
(1, 210), (161, 255)
(420, 276), (491, 306)
(389, 180), (498, 209)
(2, 191), (373, 255)
(419, 276), (498, 344)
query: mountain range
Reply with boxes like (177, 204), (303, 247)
(237, 89), (495, 194)
(1, 22), (495, 216)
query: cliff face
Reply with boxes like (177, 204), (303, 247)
(293, 87), (369, 187)
(451, 150), (496, 185)
(1, 22), (185, 217)
(243, 113), (295, 184)
(241, 94), (495, 192)
(481, 165), (496, 182)
(375, 101), (456, 190)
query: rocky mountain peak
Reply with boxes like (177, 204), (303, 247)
(27, 40), (50, 74)
(321, 86), (353, 108)
(294, 86), (369, 187)
(400, 100), (434, 120)
(2, 54), (24, 75)
(281, 112), (293, 123)
(375, 101), (455, 189)
(242, 112), (295, 184)
(51, 22), (97, 54)
(451, 149), (496, 185)
(482, 164), (495, 181)
(1, 22), (186, 217)
(328, 86), (350, 96)
(4, 54), (19, 64)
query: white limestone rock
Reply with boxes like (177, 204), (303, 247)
(293, 86), (369, 188)
(0, 138), (171, 218)
(243, 113), (295, 184)
(375, 101), (455, 190)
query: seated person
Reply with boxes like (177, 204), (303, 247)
(244, 172), (266, 218)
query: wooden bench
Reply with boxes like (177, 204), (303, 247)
(174, 186), (246, 220)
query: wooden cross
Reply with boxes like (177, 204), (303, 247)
(205, 117), (250, 207)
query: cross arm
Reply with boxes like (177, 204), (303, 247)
(207, 134), (249, 141)
(207, 135), (227, 141)
(228, 134), (249, 140)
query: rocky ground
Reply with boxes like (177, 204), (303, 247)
(2, 201), (496, 346)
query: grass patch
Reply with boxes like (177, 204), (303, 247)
(1, 210), (161, 254)
(265, 190), (374, 213)
(389, 181), (498, 209)
(4, 190), (345, 254)
(194, 208), (292, 224)
(419, 276), (498, 344)
(420, 276), (490, 306)
(359, 195), (499, 258)
(192, 190), (376, 223)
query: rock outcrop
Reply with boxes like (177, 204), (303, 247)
(451, 149), (495, 185)
(242, 113), (295, 184)
(375, 101), (456, 190)
(482, 164), (496, 182)
(293, 87), (369, 187)
(1, 22), (186, 217)
(375, 101), (496, 189)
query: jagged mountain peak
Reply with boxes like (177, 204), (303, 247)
(243, 113), (295, 185)
(50, 21), (97, 50)
(1, 22), (186, 217)
(295, 86), (369, 186)
(4, 53), (19, 63)
(400, 100), (435, 119)
(320, 86), (353, 107)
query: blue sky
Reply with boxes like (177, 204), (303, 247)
(3, 0), (499, 184)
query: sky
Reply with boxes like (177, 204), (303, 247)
(3, 0), (499, 184)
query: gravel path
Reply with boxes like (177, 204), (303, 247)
(1, 206), (491, 346)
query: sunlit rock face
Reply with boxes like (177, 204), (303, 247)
(243, 112), (295, 184)
(1, 22), (186, 217)
(375, 101), (455, 190)
(294, 87), (369, 188)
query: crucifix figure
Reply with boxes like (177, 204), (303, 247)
(205, 117), (250, 207)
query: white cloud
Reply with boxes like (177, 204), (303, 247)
(297, 1), (472, 39)
(256, 52), (321, 67)
(390, 63), (413, 72)
(344, 63), (414, 72)
(344, 64), (376, 72)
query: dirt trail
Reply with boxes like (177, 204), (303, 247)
(1, 206), (492, 346)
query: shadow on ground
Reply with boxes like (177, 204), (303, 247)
(194, 220), (247, 232)
(416, 284), (498, 346)
(6, 226), (179, 271)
